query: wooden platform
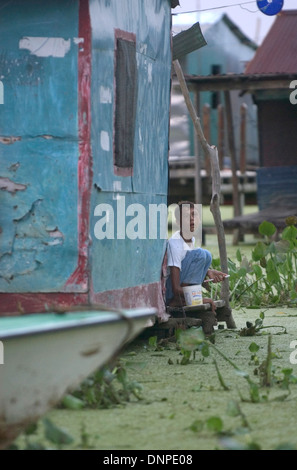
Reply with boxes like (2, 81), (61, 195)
(144, 300), (236, 339)
(223, 205), (297, 235)
(168, 156), (257, 206)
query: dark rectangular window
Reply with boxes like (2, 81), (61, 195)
(114, 31), (138, 176)
(211, 64), (221, 109)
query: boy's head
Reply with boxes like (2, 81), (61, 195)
(175, 201), (200, 240)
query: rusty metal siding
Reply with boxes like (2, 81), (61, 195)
(258, 100), (297, 168)
(246, 10), (297, 74)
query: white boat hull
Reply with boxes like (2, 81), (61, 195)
(0, 308), (156, 449)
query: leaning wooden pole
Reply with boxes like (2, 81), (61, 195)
(173, 60), (236, 328)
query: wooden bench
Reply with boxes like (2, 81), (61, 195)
(166, 299), (235, 336)
(142, 300), (236, 340)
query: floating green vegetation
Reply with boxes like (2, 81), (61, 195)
(8, 418), (74, 450)
(177, 321), (297, 405)
(209, 218), (297, 308)
(60, 361), (144, 411)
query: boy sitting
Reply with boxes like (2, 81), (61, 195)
(166, 201), (228, 312)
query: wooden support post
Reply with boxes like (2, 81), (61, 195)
(240, 103), (247, 174)
(239, 103), (248, 217)
(224, 90), (242, 245)
(224, 91), (240, 218)
(173, 59), (236, 329)
(203, 103), (211, 176)
(217, 104), (225, 170)
(194, 91), (202, 204)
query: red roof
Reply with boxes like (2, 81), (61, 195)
(245, 10), (297, 74)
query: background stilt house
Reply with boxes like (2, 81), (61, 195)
(169, 14), (259, 207)
(223, 10), (297, 234)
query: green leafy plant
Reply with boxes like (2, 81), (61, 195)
(239, 311), (287, 337)
(188, 416), (224, 435)
(61, 361), (143, 410)
(212, 218), (297, 307)
(10, 418), (74, 450)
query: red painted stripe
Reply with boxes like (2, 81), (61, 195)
(0, 293), (88, 315)
(90, 281), (166, 321)
(65, 0), (92, 292)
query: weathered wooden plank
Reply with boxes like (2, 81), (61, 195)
(185, 73), (297, 93)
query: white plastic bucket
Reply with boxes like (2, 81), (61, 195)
(182, 284), (202, 306)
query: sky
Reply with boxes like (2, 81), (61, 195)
(172, 0), (296, 45)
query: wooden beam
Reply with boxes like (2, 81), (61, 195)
(217, 104), (225, 169)
(193, 91), (202, 204)
(224, 91), (240, 218)
(173, 59), (235, 323)
(184, 74), (297, 93)
(240, 103), (247, 174)
(203, 103), (211, 176)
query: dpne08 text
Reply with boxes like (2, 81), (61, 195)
(102, 454), (193, 466)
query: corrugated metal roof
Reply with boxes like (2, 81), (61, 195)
(172, 22), (207, 60)
(245, 10), (297, 74)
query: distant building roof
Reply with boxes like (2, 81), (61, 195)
(221, 14), (257, 51)
(173, 13), (257, 51)
(171, 0), (180, 8)
(245, 10), (297, 74)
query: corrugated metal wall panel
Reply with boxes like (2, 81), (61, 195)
(90, 0), (171, 196)
(89, 0), (171, 294)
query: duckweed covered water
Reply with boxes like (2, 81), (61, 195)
(15, 308), (297, 450)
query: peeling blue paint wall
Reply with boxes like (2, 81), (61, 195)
(0, 0), (81, 292)
(0, 0), (172, 302)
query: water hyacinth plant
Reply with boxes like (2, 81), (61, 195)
(210, 218), (297, 308)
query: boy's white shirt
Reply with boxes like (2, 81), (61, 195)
(167, 231), (195, 273)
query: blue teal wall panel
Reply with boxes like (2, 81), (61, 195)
(90, 0), (171, 195)
(89, 0), (171, 294)
(90, 192), (168, 293)
(0, 0), (172, 300)
(0, 0), (81, 292)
